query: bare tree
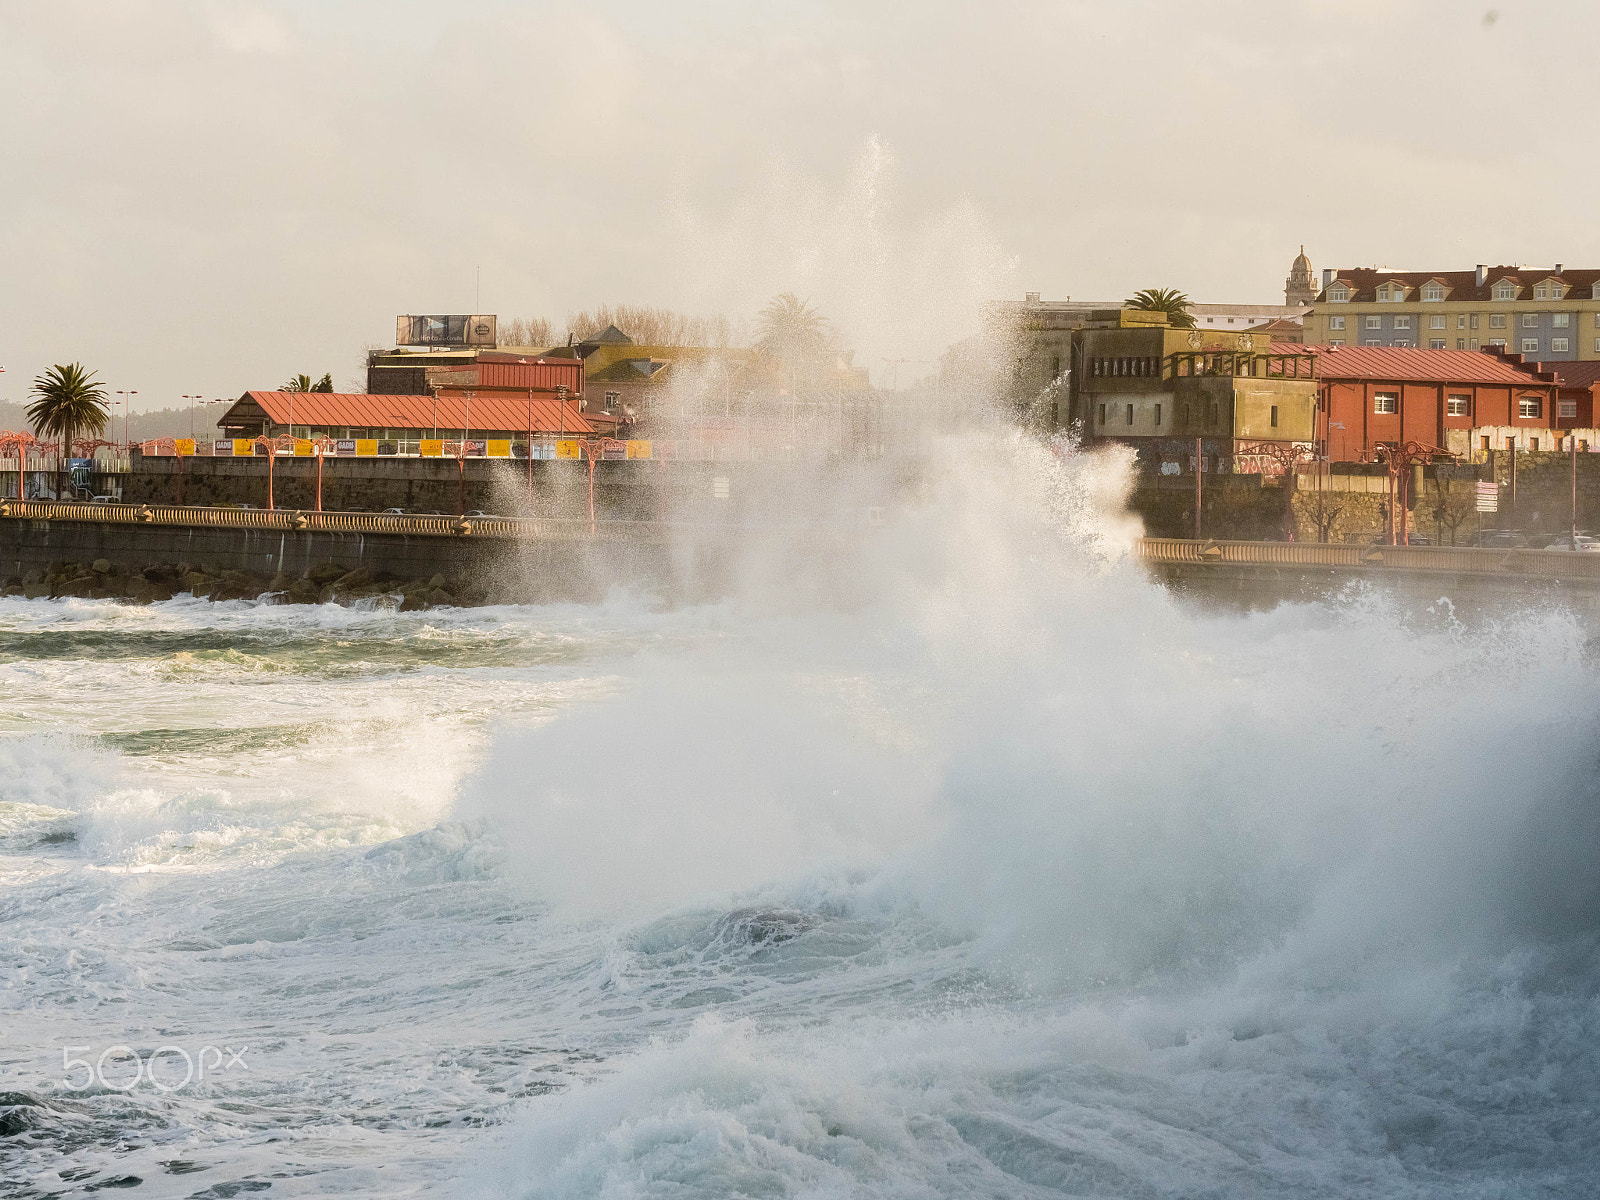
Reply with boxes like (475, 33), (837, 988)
(1430, 477), (1475, 545)
(565, 305), (741, 348)
(499, 316), (554, 348)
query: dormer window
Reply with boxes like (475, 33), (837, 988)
(1421, 283), (1444, 301)
(1326, 285), (1349, 302)
(1378, 285), (1405, 302)
(1492, 281), (1518, 301)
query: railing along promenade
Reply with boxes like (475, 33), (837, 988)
(1138, 538), (1600, 582)
(0, 499), (635, 541)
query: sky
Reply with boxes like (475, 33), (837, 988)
(0, 0), (1594, 407)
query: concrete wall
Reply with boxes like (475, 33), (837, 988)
(0, 516), (688, 604)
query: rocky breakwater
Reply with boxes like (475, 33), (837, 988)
(0, 559), (484, 610)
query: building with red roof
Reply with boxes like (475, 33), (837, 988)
(1287, 343), (1567, 461)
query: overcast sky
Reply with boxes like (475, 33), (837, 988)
(0, 0), (1590, 406)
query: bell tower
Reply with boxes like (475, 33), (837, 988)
(1285, 246), (1316, 306)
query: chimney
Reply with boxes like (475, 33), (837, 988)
(1321, 268), (1333, 289)
(1475, 264), (1488, 287)
(1024, 291), (1041, 304)
(1555, 264), (1564, 276)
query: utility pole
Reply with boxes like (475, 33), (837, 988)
(1194, 436), (1203, 539)
(1572, 430), (1579, 547)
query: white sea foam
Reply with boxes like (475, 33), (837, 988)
(3, 432), (1598, 1197)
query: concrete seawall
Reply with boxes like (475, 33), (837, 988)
(0, 514), (697, 604)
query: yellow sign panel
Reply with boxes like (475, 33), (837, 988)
(355, 439), (379, 457)
(294, 439), (314, 457)
(175, 438), (196, 457)
(555, 439), (583, 460)
(232, 439), (254, 457)
(420, 440), (444, 458)
(486, 440), (511, 458)
(625, 440), (652, 460)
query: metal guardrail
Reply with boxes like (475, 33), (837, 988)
(1137, 538), (1600, 580)
(0, 499), (633, 541)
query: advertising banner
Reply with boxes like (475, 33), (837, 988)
(355, 440), (378, 457)
(175, 439), (196, 457)
(420, 440), (444, 458)
(462, 439), (486, 457)
(233, 439), (255, 457)
(602, 440), (627, 460)
(486, 440), (511, 458)
(625, 440), (653, 459)
(294, 439), (314, 457)
(335, 439), (356, 456)
(213, 440), (231, 456)
(555, 440), (583, 460)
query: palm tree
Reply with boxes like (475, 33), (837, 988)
(756, 293), (829, 392)
(28, 363), (109, 500)
(1124, 287), (1196, 329)
(281, 374), (314, 392)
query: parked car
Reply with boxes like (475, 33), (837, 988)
(89, 495), (116, 504)
(381, 507), (407, 515)
(464, 510), (500, 519)
(1547, 534), (1600, 551)
(1469, 529), (1530, 548)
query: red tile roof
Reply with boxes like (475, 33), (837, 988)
(233, 392), (597, 435)
(1277, 345), (1559, 387)
(1316, 266), (1600, 304)
(1533, 360), (1600, 389)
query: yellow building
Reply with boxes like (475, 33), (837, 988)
(1303, 265), (1600, 361)
(1067, 311), (1318, 467)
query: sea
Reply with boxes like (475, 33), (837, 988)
(3, 434), (1599, 1198)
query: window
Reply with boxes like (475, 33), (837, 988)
(1374, 392), (1399, 414)
(1326, 285), (1349, 302)
(604, 390), (620, 408)
(1493, 282), (1517, 300)
(1430, 339), (1446, 349)
(1482, 435), (1491, 451)
(1559, 400), (1578, 418)
(1489, 338), (1506, 347)
(1522, 338), (1540, 353)
(1522, 313), (1538, 328)
(1366, 316), (1382, 330)
(1535, 285), (1548, 300)
(1490, 313), (1507, 328)
(1554, 312), (1570, 328)
(1422, 283), (1444, 301)
(1394, 315), (1411, 329)
(1531, 438), (1541, 451)
(1328, 315), (1346, 330)
(1050, 355), (1060, 378)
(1154, 403), (1162, 426)
(1594, 284), (1600, 300)
(1329, 339), (1345, 346)
(1553, 338), (1570, 353)
(1429, 315), (1446, 329)
(1519, 396), (1543, 418)
(1457, 315), (1468, 329)
(1595, 338), (1600, 352)
(1270, 405), (1278, 428)
(1208, 402), (1218, 424)
(1471, 339), (1480, 349)
(1126, 404), (1134, 426)
(1227, 317), (1235, 324)
(1098, 403), (1105, 425)
(1447, 395), (1469, 416)
(1457, 339), (1466, 349)
(1392, 340), (1411, 348)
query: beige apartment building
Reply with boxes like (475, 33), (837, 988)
(1303, 265), (1600, 361)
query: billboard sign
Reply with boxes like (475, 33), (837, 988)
(461, 439), (486, 457)
(175, 438), (196, 457)
(625, 440), (652, 459)
(395, 315), (497, 348)
(335, 439), (357, 456)
(555, 440), (583, 459)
